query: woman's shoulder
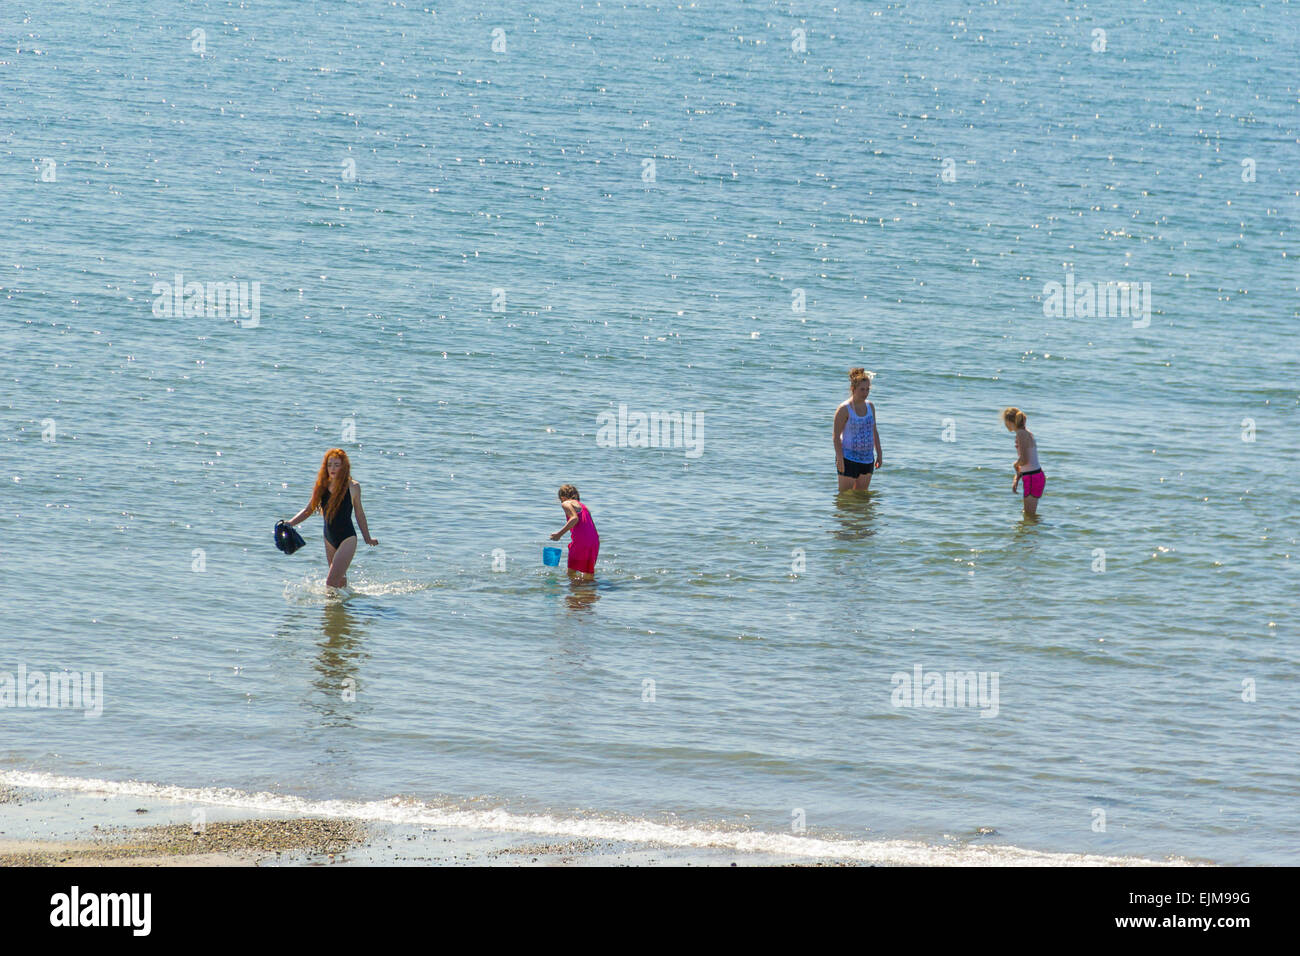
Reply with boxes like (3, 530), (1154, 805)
(349, 479), (361, 491)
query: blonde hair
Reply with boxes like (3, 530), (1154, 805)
(558, 484), (580, 501)
(1002, 407), (1027, 429)
(848, 367), (874, 391)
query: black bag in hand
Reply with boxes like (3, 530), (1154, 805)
(275, 520), (307, 555)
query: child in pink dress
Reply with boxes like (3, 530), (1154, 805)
(550, 484), (599, 578)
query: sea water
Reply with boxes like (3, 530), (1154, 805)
(1, 0), (1297, 864)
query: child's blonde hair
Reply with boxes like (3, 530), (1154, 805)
(558, 484), (580, 501)
(1002, 407), (1027, 429)
(848, 367), (874, 390)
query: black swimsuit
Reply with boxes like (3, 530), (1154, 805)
(320, 486), (357, 548)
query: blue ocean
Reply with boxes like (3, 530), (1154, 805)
(2, 0), (1297, 864)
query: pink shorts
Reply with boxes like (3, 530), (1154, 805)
(1021, 470), (1046, 498)
(567, 544), (598, 574)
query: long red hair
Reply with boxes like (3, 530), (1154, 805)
(309, 448), (352, 521)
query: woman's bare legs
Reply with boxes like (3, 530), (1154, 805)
(326, 536), (357, 588)
(838, 469), (873, 492)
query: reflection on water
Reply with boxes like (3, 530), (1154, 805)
(313, 601), (369, 723)
(1007, 514), (1045, 578)
(565, 577), (601, 611)
(1013, 513), (1043, 541)
(832, 490), (878, 542)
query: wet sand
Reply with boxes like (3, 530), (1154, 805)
(0, 785), (859, 867)
(0, 818), (367, 867)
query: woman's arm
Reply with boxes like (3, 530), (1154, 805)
(1013, 431), (1030, 472)
(287, 503), (313, 526)
(352, 482), (378, 545)
(550, 501), (581, 540)
(871, 401), (883, 467)
(832, 405), (847, 469)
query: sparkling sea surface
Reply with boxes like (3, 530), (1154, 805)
(2, 0), (1298, 863)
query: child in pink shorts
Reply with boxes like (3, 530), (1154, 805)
(550, 484), (599, 578)
(1003, 407), (1045, 517)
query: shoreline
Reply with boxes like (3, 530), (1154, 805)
(0, 786), (853, 867)
(0, 777), (1185, 867)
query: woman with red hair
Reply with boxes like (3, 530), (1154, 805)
(286, 449), (377, 588)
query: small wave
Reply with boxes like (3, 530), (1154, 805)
(282, 573), (434, 604)
(0, 770), (1183, 867)
(349, 578), (436, 597)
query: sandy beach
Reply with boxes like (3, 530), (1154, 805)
(0, 784), (860, 867)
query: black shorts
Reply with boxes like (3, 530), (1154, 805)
(838, 458), (874, 478)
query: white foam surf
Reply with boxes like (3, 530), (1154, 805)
(0, 770), (1184, 866)
(282, 573), (433, 603)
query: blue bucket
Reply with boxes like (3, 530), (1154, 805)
(542, 546), (562, 567)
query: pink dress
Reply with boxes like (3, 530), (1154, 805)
(567, 503), (599, 573)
